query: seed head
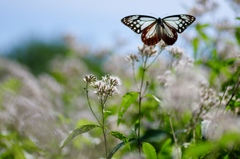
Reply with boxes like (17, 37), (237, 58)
(125, 54), (138, 63)
(138, 44), (157, 57)
(166, 46), (184, 58)
(83, 74), (97, 84)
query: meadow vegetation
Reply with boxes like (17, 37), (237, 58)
(1, 0), (240, 158)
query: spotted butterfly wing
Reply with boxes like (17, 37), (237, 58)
(121, 14), (195, 45)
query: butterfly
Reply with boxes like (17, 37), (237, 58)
(121, 14), (195, 46)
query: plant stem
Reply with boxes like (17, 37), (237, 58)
(135, 46), (163, 158)
(146, 48), (163, 70)
(168, 114), (178, 145)
(85, 84), (102, 127)
(225, 70), (240, 107)
(132, 59), (139, 91)
(100, 95), (110, 158)
(85, 84), (108, 157)
(137, 55), (148, 158)
(138, 92), (143, 158)
(101, 102), (108, 158)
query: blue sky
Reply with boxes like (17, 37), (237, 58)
(0, 0), (236, 53)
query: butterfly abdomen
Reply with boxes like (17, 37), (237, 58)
(157, 18), (164, 27)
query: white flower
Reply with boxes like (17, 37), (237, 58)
(202, 110), (240, 140)
(159, 57), (208, 116)
(92, 75), (121, 99)
(166, 46), (184, 58)
(138, 44), (157, 57)
(125, 54), (138, 63)
(83, 74), (97, 83)
(158, 40), (167, 49)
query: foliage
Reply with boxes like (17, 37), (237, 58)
(1, 0), (240, 159)
(60, 124), (100, 149)
(5, 39), (70, 75)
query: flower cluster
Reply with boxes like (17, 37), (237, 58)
(83, 74), (97, 84)
(158, 40), (168, 49)
(202, 110), (240, 140)
(138, 44), (157, 57)
(84, 74), (121, 100)
(189, 0), (218, 16)
(166, 46), (184, 58)
(158, 49), (209, 117)
(125, 54), (138, 64)
(0, 58), (65, 153)
(199, 83), (220, 109)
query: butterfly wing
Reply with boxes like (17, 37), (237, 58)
(122, 15), (161, 45)
(160, 22), (178, 45)
(162, 14), (195, 33)
(159, 14), (195, 45)
(121, 15), (157, 34)
(141, 21), (161, 45)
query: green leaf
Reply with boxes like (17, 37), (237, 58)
(0, 78), (21, 93)
(110, 131), (128, 143)
(200, 32), (210, 42)
(224, 58), (236, 66)
(195, 123), (202, 140)
(196, 23), (210, 43)
(13, 144), (26, 159)
(61, 124), (99, 149)
(141, 129), (168, 143)
(183, 141), (212, 158)
(192, 37), (199, 59)
(107, 141), (125, 159)
(134, 119), (140, 134)
(117, 92), (138, 125)
(218, 132), (240, 147)
(158, 138), (172, 159)
(235, 27), (240, 45)
(103, 110), (112, 115)
(196, 23), (210, 30)
(107, 138), (137, 159)
(142, 142), (157, 159)
(144, 94), (161, 103)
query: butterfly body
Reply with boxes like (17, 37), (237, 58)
(121, 14), (195, 45)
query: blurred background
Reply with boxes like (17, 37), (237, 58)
(0, 0), (240, 159)
(0, 0), (237, 54)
